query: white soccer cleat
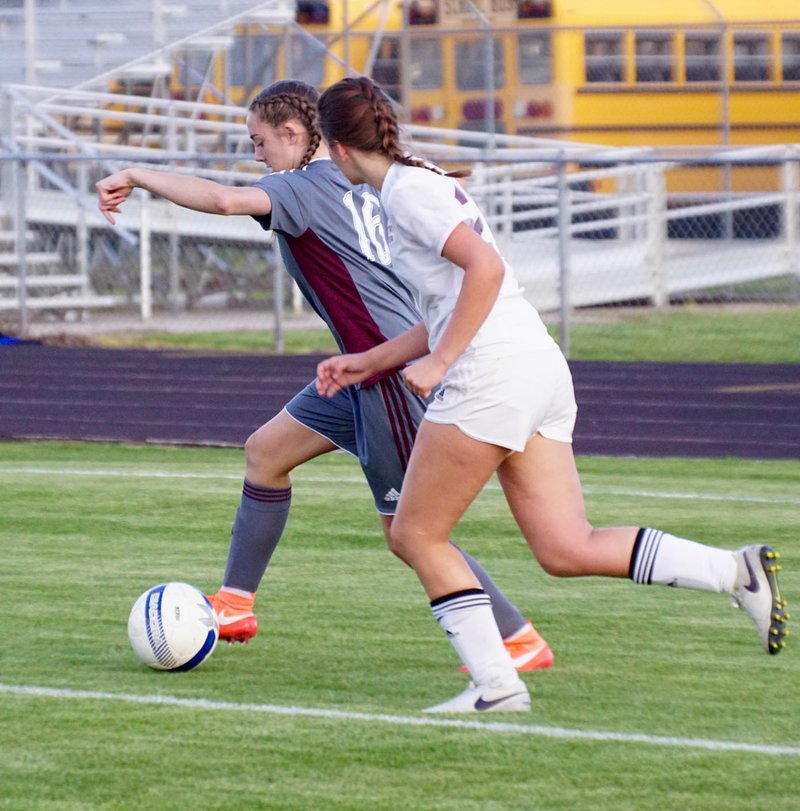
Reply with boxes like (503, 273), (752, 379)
(731, 544), (789, 654)
(423, 678), (531, 714)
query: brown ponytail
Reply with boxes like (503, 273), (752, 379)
(318, 76), (469, 178)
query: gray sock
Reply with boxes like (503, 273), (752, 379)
(456, 545), (527, 639)
(222, 480), (291, 593)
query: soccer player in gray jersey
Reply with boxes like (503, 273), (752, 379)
(96, 80), (553, 672)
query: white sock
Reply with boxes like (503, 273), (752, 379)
(630, 528), (737, 593)
(431, 589), (518, 687)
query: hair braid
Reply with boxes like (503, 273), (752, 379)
(318, 76), (469, 177)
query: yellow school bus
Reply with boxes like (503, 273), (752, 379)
(112, 0), (799, 181)
(189, 0), (800, 150)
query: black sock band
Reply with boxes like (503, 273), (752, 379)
(430, 587), (485, 608)
(629, 527), (664, 584)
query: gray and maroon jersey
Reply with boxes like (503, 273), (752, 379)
(252, 158), (421, 367)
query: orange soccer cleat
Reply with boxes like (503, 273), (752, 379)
(207, 589), (258, 644)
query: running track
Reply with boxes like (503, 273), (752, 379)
(1, 344), (799, 459)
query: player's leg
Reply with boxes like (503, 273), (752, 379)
(223, 409), (337, 582)
(376, 513), (553, 671)
(365, 375), (552, 670)
(389, 420), (529, 712)
(497, 433), (788, 653)
(454, 546), (553, 671)
(210, 382), (353, 642)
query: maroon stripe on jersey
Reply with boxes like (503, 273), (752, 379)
(389, 375), (421, 462)
(286, 228), (400, 387)
(378, 374), (419, 469)
(287, 228), (387, 355)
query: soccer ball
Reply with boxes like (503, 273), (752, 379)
(127, 582), (219, 671)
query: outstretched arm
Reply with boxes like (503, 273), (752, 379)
(96, 168), (271, 225)
(316, 322), (430, 397)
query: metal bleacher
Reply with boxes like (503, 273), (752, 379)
(0, 0), (290, 88)
(0, 0), (297, 320)
(1, 1), (798, 328)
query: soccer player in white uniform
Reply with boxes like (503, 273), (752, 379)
(315, 76), (788, 713)
(96, 80), (553, 672)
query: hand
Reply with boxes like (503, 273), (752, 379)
(400, 354), (449, 399)
(316, 352), (375, 397)
(96, 171), (135, 225)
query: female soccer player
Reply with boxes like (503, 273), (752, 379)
(314, 76), (789, 713)
(96, 80), (553, 672)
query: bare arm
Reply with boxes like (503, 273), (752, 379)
(400, 223), (504, 397)
(96, 167), (271, 225)
(316, 322), (430, 397)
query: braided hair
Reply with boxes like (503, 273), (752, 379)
(317, 76), (469, 178)
(248, 80), (321, 169)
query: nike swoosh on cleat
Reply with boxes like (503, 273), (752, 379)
(216, 611), (254, 626)
(474, 692), (525, 711)
(743, 555), (760, 593)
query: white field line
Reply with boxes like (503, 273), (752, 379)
(0, 465), (798, 506)
(1, 683), (798, 757)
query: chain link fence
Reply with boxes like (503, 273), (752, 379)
(1, 85), (799, 360)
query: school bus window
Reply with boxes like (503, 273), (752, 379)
(684, 31), (721, 82)
(178, 51), (213, 95)
(229, 33), (278, 87)
(635, 31), (674, 83)
(517, 0), (551, 18)
(584, 32), (624, 83)
(295, 1), (329, 24)
(782, 33), (800, 81)
(409, 37), (442, 89)
(288, 32), (326, 87)
(409, 0), (437, 25)
(372, 36), (401, 99)
(456, 37), (505, 91)
(733, 33), (770, 82)
(518, 32), (552, 85)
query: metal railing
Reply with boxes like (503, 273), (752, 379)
(2, 83), (799, 355)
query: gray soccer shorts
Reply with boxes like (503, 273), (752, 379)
(284, 372), (428, 514)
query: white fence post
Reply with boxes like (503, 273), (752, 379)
(77, 161), (90, 299)
(273, 247), (284, 353)
(13, 157), (29, 336)
(783, 155), (799, 284)
(557, 156), (572, 357)
(139, 190), (153, 321)
(645, 165), (667, 307)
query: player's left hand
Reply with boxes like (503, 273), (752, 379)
(401, 355), (448, 399)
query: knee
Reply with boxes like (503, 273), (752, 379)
(537, 554), (579, 578)
(525, 522), (598, 578)
(243, 428), (284, 481)
(533, 544), (587, 578)
(387, 521), (414, 565)
(243, 429), (267, 466)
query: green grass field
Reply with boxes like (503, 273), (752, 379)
(86, 304), (800, 363)
(1, 441), (798, 810)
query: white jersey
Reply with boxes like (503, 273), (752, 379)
(379, 162), (553, 355)
(380, 162), (575, 451)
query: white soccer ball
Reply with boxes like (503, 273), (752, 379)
(127, 582), (219, 671)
